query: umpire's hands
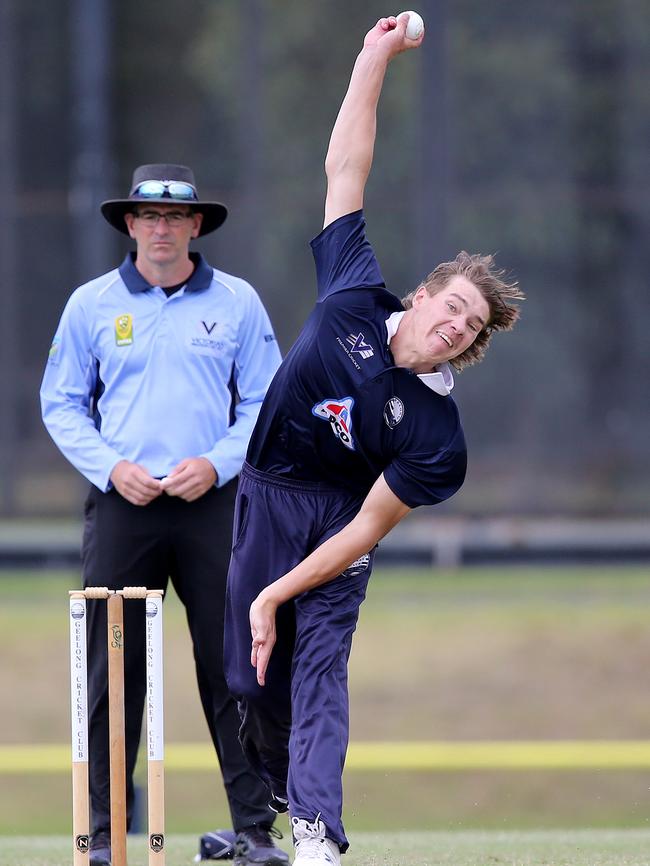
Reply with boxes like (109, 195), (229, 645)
(250, 591), (278, 686)
(160, 457), (217, 502)
(110, 460), (163, 506)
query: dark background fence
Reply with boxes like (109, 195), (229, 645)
(1, 0), (648, 519)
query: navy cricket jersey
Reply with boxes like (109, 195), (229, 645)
(247, 211), (467, 508)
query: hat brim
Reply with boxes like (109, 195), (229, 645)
(100, 199), (228, 237)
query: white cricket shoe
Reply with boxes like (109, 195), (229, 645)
(291, 816), (340, 866)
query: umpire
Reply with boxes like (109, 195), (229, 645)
(40, 164), (288, 866)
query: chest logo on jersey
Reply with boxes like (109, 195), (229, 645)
(115, 314), (133, 346)
(383, 396), (405, 428)
(190, 320), (230, 355)
(336, 332), (374, 371)
(346, 332), (374, 359)
(312, 397), (355, 451)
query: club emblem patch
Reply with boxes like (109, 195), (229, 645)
(312, 397), (355, 451)
(115, 314), (133, 346)
(383, 397), (405, 428)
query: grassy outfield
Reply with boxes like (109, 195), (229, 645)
(2, 566), (650, 836)
(3, 829), (650, 866)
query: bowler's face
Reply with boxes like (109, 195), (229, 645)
(123, 205), (203, 267)
(410, 275), (490, 371)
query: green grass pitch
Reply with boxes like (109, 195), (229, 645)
(3, 829), (650, 865)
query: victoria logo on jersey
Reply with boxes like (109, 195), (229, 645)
(346, 332), (374, 359)
(383, 396), (405, 428)
(312, 397), (355, 451)
(190, 319), (230, 356)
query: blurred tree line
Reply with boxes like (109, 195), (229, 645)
(1, 0), (648, 517)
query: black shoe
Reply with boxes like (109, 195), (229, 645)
(89, 830), (111, 866)
(196, 828), (238, 860)
(234, 825), (289, 866)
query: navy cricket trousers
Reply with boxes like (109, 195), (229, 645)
(224, 463), (375, 851)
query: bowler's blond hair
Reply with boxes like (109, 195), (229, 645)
(401, 251), (524, 371)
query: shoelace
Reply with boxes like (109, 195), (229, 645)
(292, 813), (324, 839)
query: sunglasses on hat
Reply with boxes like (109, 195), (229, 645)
(132, 180), (198, 201)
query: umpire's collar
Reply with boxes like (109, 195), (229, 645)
(119, 251), (213, 294)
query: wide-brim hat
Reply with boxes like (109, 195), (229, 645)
(100, 163), (228, 237)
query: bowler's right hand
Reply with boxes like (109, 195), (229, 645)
(363, 14), (424, 57)
(110, 460), (163, 506)
(250, 590), (278, 687)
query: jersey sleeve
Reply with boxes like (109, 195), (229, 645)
(40, 289), (126, 491)
(310, 210), (386, 302)
(383, 441), (467, 508)
(382, 380), (468, 508)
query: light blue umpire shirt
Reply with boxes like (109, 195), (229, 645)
(40, 252), (282, 492)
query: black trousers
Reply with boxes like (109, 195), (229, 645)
(81, 481), (274, 835)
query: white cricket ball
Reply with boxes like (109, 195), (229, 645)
(397, 10), (425, 40)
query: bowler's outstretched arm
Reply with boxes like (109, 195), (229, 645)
(323, 14), (423, 229)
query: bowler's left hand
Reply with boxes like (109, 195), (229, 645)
(160, 457), (217, 501)
(250, 592), (277, 686)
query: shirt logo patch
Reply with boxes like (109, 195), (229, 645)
(48, 336), (60, 359)
(115, 314), (133, 346)
(312, 397), (355, 451)
(346, 332), (374, 359)
(190, 320), (230, 355)
(383, 397), (405, 428)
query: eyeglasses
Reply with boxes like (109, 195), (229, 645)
(134, 210), (193, 226)
(132, 180), (198, 201)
